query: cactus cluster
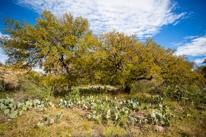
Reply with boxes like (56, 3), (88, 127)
(37, 112), (63, 128)
(59, 95), (174, 128)
(0, 97), (54, 119)
(146, 106), (174, 127)
(0, 98), (22, 119)
(152, 95), (164, 105)
(1, 94), (174, 129)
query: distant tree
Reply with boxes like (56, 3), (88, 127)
(96, 30), (202, 93)
(203, 58), (206, 66)
(0, 10), (97, 92)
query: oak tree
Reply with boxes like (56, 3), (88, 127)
(0, 10), (97, 91)
(96, 30), (202, 93)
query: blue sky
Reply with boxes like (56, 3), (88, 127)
(0, 0), (206, 70)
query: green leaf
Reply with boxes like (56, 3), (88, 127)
(129, 117), (134, 121)
(5, 99), (10, 105)
(17, 103), (22, 108)
(4, 109), (10, 116)
(145, 119), (148, 123)
(160, 121), (165, 125)
(92, 115), (96, 120)
(44, 121), (48, 126)
(10, 99), (14, 103)
(88, 114), (91, 119)
(115, 113), (119, 120)
(56, 119), (61, 124)
(26, 101), (30, 106)
(139, 101), (142, 106)
(166, 122), (171, 127)
(59, 112), (63, 119)
(187, 114), (191, 117)
(9, 103), (13, 109)
(37, 122), (44, 128)
(50, 118), (54, 124)
(10, 111), (17, 119)
(18, 111), (23, 116)
(155, 125), (159, 130)
(0, 103), (5, 109)
(151, 113), (155, 118)
(22, 106), (27, 111)
(106, 109), (110, 119)
(144, 106), (148, 110)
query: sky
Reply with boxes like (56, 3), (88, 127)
(0, 0), (206, 72)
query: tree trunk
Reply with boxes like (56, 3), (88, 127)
(67, 85), (72, 93)
(124, 86), (131, 94)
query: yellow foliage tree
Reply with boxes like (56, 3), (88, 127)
(0, 10), (203, 94)
(95, 30), (203, 93)
(0, 10), (97, 92)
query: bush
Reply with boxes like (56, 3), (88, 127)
(17, 72), (52, 98)
(187, 84), (201, 95)
(172, 86), (187, 101)
(22, 71), (42, 85)
(0, 77), (5, 92)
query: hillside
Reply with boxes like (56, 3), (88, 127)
(0, 67), (205, 137)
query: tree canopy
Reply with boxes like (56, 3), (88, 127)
(0, 10), (204, 93)
(0, 10), (97, 89)
(94, 30), (202, 93)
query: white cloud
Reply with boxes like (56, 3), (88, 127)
(0, 55), (8, 65)
(33, 67), (45, 73)
(173, 21), (180, 26)
(184, 35), (198, 40)
(0, 32), (10, 38)
(14, 0), (186, 38)
(0, 32), (9, 65)
(194, 58), (206, 64)
(174, 42), (184, 46)
(176, 36), (206, 56)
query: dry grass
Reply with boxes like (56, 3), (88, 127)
(0, 106), (129, 137)
(1, 67), (206, 137)
(0, 107), (92, 136)
(0, 94), (206, 137)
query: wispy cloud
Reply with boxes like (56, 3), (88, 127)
(14, 0), (186, 38)
(184, 35), (198, 40)
(194, 58), (206, 64)
(173, 21), (180, 26)
(176, 36), (206, 56)
(174, 42), (184, 46)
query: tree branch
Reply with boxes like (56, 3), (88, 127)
(132, 75), (153, 81)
